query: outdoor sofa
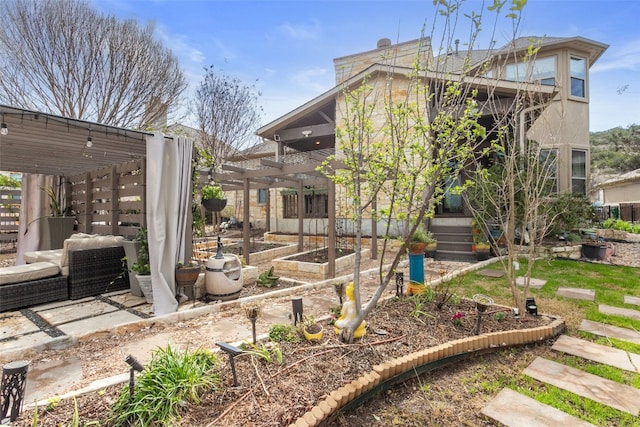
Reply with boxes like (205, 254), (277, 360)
(0, 233), (130, 312)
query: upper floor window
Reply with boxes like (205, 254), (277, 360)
(571, 149), (587, 194)
(505, 56), (556, 86)
(570, 56), (586, 98)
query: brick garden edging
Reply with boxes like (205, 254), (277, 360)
(288, 317), (566, 427)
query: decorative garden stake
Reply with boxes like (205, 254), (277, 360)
(291, 297), (303, 326)
(395, 272), (404, 297)
(245, 305), (260, 344)
(333, 281), (344, 305)
(472, 294), (494, 335)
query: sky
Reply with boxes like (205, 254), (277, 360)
(93, 0), (640, 133)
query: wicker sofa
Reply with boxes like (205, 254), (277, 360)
(0, 234), (130, 312)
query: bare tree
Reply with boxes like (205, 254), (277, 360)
(194, 66), (262, 168)
(0, 0), (186, 129)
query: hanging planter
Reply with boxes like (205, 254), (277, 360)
(201, 184), (227, 212)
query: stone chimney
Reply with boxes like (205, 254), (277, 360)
(333, 37), (433, 84)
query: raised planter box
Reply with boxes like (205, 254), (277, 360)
(273, 248), (371, 280)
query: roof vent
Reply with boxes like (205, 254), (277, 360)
(377, 38), (391, 49)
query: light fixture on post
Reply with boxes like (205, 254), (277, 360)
(125, 355), (144, 400)
(86, 129), (93, 148)
(0, 113), (7, 136)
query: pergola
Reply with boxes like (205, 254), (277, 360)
(0, 105), (149, 176)
(0, 104), (193, 316)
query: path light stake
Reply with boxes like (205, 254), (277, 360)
(395, 272), (404, 297)
(291, 297), (303, 326)
(125, 355), (144, 400)
(245, 305), (260, 344)
(472, 294), (494, 336)
(333, 282), (344, 305)
(216, 342), (243, 387)
(525, 297), (538, 316)
(1, 360), (30, 422)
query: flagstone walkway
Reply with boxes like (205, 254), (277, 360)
(482, 287), (640, 425)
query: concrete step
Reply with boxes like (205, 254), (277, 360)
(579, 319), (640, 344)
(435, 249), (477, 263)
(437, 240), (473, 252)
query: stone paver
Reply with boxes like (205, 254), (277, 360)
(556, 287), (595, 301)
(56, 310), (143, 335)
(0, 311), (40, 340)
(478, 269), (504, 278)
(1, 331), (56, 354)
(624, 296), (640, 306)
(524, 357), (640, 415)
(37, 299), (120, 325)
(600, 304), (640, 321)
(580, 319), (640, 344)
(516, 277), (546, 289)
(552, 335), (640, 373)
(25, 357), (83, 403)
(481, 388), (596, 427)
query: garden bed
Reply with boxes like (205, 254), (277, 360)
(14, 295), (555, 426)
(273, 247), (370, 280)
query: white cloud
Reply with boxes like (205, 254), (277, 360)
(591, 39), (640, 73)
(291, 67), (332, 93)
(154, 24), (205, 64)
(278, 20), (321, 40)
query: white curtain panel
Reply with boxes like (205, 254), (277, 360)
(16, 174), (53, 265)
(146, 133), (194, 315)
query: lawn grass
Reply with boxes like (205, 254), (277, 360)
(454, 257), (640, 425)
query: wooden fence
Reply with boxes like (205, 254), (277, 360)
(0, 187), (20, 243)
(69, 159), (146, 238)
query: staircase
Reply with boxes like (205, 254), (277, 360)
(430, 219), (476, 262)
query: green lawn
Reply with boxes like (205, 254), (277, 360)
(455, 258), (640, 426)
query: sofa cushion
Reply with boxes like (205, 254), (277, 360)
(0, 262), (61, 285)
(23, 249), (64, 264)
(60, 235), (125, 268)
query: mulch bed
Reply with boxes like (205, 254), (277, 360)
(14, 295), (553, 426)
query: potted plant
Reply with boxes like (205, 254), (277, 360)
(130, 227), (153, 303)
(39, 185), (75, 250)
(424, 230), (437, 259)
(408, 225), (429, 254)
(475, 239), (491, 261)
(301, 315), (323, 342)
(175, 260), (201, 287)
(580, 234), (607, 260)
(201, 184), (227, 212)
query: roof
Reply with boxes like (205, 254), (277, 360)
(597, 168), (640, 188)
(0, 104), (152, 176)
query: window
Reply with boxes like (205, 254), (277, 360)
(539, 149), (558, 194)
(570, 56), (586, 98)
(282, 188), (328, 218)
(257, 188), (267, 204)
(571, 150), (587, 194)
(505, 56), (556, 86)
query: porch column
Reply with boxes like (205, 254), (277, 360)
(297, 181), (304, 252)
(327, 179), (336, 278)
(265, 189), (271, 232)
(243, 178), (250, 265)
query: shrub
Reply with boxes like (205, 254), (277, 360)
(268, 324), (301, 343)
(110, 345), (220, 426)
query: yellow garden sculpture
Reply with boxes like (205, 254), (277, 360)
(334, 281), (366, 338)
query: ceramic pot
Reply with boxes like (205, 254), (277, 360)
(303, 323), (324, 342)
(135, 274), (153, 304)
